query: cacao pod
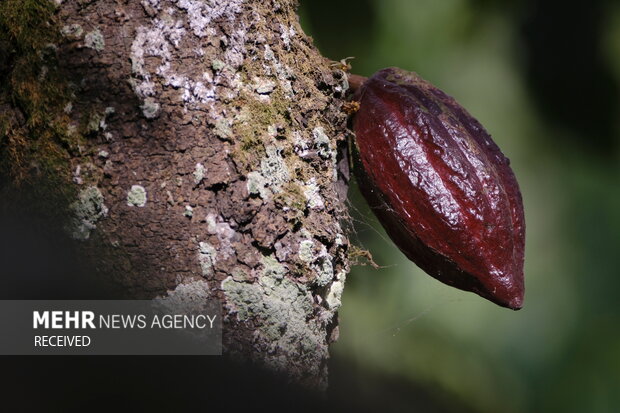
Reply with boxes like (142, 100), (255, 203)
(352, 67), (525, 310)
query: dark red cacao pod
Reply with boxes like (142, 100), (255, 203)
(352, 67), (525, 310)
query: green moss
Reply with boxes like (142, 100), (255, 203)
(0, 0), (57, 53)
(273, 181), (306, 211)
(231, 88), (290, 172)
(0, 0), (80, 191)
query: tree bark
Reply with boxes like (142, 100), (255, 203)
(0, 0), (350, 389)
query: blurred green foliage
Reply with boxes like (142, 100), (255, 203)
(300, 0), (620, 411)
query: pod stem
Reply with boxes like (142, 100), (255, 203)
(347, 73), (368, 93)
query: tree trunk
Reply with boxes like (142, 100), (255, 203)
(0, 0), (350, 389)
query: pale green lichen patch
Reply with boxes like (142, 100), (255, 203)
(193, 163), (205, 185)
(298, 239), (315, 264)
(86, 112), (102, 134)
(211, 59), (225, 71)
(126, 185), (147, 207)
(198, 241), (217, 276)
(67, 186), (108, 240)
(153, 281), (216, 342)
(261, 254), (286, 280)
(221, 277), (263, 321)
(221, 268), (323, 355)
(81, 107), (114, 135)
(206, 213), (218, 234)
(292, 130), (310, 156)
(140, 97), (160, 119)
(244, 145), (291, 200)
(214, 118), (233, 140)
(335, 233), (345, 246)
(314, 255), (333, 287)
(312, 126), (336, 163)
(61, 24), (83, 40)
(303, 178), (324, 210)
(84, 29), (104, 51)
(266, 124), (278, 138)
(253, 77), (276, 95)
(184, 205), (194, 217)
(325, 270), (346, 310)
(298, 238), (334, 287)
(260, 145), (289, 188)
(311, 126), (338, 181)
(246, 171), (269, 199)
(154, 279), (211, 312)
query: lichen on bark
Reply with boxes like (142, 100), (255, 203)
(0, 0), (351, 389)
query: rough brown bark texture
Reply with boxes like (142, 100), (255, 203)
(1, 0), (351, 389)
